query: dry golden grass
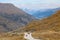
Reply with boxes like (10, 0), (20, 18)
(0, 33), (25, 40)
(0, 31), (60, 40)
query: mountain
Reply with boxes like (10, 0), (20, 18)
(14, 10), (60, 32)
(0, 10), (60, 40)
(23, 8), (60, 19)
(0, 3), (36, 33)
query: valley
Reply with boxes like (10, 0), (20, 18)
(0, 3), (60, 40)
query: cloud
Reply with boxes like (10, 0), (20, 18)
(14, 0), (60, 9)
(0, 0), (60, 9)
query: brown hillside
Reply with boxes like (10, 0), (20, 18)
(15, 10), (60, 32)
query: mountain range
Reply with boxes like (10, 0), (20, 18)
(0, 10), (60, 40)
(23, 8), (60, 19)
(0, 3), (36, 33)
(0, 3), (60, 40)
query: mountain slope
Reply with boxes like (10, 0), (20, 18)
(15, 10), (60, 32)
(0, 3), (36, 33)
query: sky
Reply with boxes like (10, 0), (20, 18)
(0, 0), (60, 9)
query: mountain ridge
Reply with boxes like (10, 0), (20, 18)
(0, 3), (36, 33)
